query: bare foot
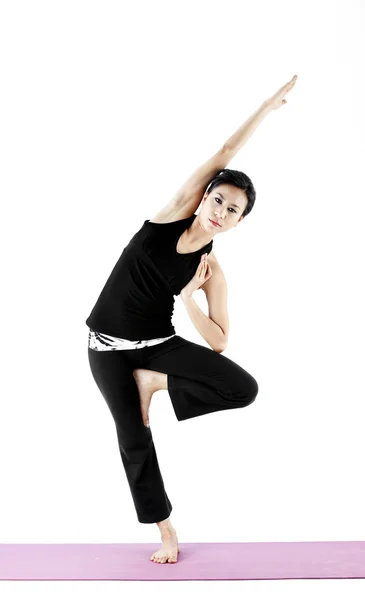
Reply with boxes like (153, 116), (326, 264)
(150, 528), (180, 564)
(132, 368), (158, 427)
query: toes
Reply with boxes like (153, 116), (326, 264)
(150, 552), (177, 564)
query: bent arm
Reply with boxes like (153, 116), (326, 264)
(180, 291), (226, 353)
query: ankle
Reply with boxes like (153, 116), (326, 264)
(155, 371), (168, 392)
(156, 517), (175, 534)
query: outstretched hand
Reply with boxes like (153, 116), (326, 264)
(180, 253), (212, 298)
(266, 74), (298, 110)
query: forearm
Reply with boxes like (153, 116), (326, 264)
(223, 101), (272, 156)
(181, 292), (225, 352)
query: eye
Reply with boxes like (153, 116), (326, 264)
(214, 197), (236, 213)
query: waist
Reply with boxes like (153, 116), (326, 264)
(88, 328), (176, 351)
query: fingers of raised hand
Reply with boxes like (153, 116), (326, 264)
(285, 74), (298, 91)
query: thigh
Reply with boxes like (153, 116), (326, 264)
(141, 335), (259, 398)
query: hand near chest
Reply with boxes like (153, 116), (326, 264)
(181, 253), (212, 299)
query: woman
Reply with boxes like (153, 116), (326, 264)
(86, 75), (298, 564)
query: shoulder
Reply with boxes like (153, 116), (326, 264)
(149, 198), (199, 224)
(207, 249), (223, 273)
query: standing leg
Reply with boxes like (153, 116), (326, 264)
(87, 346), (173, 524)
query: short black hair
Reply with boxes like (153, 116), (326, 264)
(205, 168), (256, 218)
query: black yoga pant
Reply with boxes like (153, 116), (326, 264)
(87, 334), (259, 524)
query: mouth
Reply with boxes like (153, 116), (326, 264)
(209, 218), (221, 227)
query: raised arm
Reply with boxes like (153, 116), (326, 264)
(170, 101), (271, 214)
(171, 74), (298, 214)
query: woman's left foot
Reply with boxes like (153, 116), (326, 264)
(132, 368), (158, 427)
(150, 528), (180, 563)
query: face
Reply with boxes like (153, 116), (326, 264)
(200, 184), (248, 233)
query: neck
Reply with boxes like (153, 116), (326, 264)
(187, 215), (214, 246)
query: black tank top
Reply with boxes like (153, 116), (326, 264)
(85, 213), (213, 339)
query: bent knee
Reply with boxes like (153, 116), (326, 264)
(242, 375), (259, 407)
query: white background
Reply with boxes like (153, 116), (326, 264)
(1, 0), (364, 597)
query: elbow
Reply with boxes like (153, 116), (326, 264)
(215, 345), (227, 354)
(215, 335), (228, 354)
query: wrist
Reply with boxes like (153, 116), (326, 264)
(181, 289), (193, 302)
(262, 99), (273, 113)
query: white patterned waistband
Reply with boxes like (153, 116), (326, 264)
(88, 328), (176, 351)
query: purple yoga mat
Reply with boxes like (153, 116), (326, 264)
(1, 541), (364, 581)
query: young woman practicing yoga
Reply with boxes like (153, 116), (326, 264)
(86, 74), (298, 564)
